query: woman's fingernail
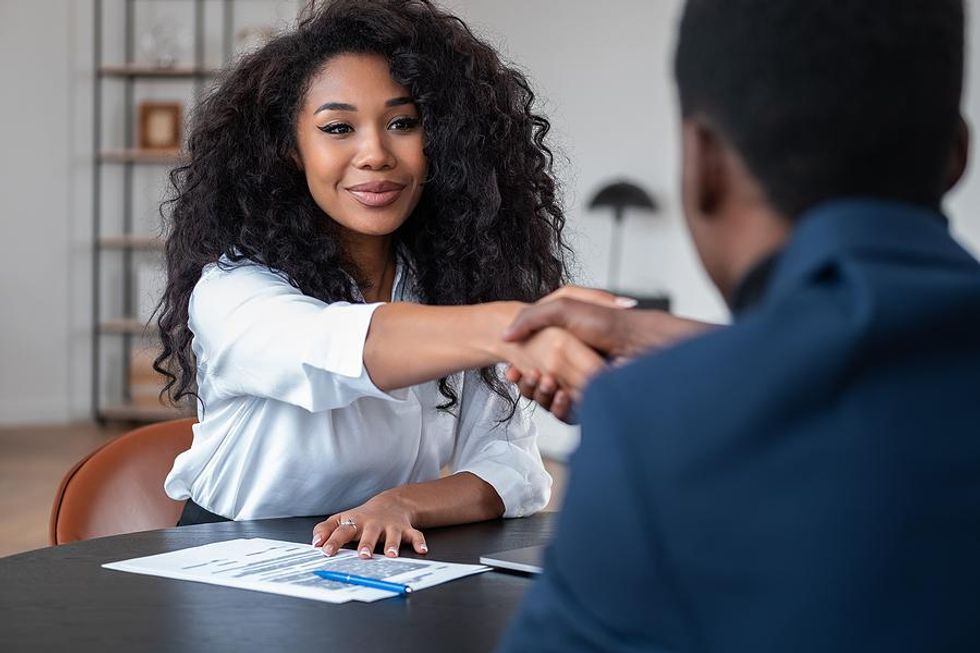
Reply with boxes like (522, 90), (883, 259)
(322, 545), (335, 556)
(360, 547), (371, 558)
(311, 534), (323, 547)
(386, 547), (398, 557)
(419, 544), (428, 553)
(615, 297), (638, 308)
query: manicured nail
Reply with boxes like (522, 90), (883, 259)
(386, 547), (398, 557)
(311, 534), (323, 547)
(615, 297), (638, 308)
(419, 544), (428, 553)
(360, 547), (371, 558)
(322, 544), (336, 556)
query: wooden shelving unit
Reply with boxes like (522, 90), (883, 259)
(98, 235), (165, 250)
(100, 404), (191, 422)
(99, 64), (219, 78)
(91, 0), (236, 423)
(98, 318), (158, 336)
(98, 148), (187, 164)
(92, 1), (301, 423)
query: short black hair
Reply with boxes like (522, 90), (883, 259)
(675, 0), (965, 218)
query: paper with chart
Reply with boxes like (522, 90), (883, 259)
(103, 538), (490, 604)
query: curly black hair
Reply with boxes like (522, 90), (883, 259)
(154, 0), (570, 412)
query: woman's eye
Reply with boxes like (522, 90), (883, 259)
(389, 117), (420, 131)
(319, 122), (352, 135)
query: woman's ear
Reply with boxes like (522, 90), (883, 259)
(945, 115), (970, 193)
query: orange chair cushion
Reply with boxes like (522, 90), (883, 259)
(50, 418), (196, 545)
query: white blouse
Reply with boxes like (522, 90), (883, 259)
(163, 256), (552, 521)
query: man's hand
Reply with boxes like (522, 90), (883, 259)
(500, 286), (718, 422)
(497, 287), (627, 423)
(504, 296), (716, 360)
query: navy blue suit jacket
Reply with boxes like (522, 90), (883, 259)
(499, 200), (980, 652)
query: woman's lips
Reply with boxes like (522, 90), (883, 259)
(346, 181), (406, 208)
(347, 188), (404, 208)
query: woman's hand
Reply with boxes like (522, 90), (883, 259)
(312, 490), (428, 559)
(505, 366), (577, 423)
(500, 286), (627, 422)
(535, 285), (638, 309)
(500, 325), (606, 426)
(503, 326), (606, 404)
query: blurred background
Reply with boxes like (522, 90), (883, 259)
(1, 0), (978, 556)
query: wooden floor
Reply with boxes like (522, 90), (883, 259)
(0, 422), (566, 559)
(0, 422), (125, 557)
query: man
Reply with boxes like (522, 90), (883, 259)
(498, 0), (980, 650)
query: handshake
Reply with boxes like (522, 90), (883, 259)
(498, 286), (714, 423)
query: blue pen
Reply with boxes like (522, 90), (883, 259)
(312, 569), (413, 594)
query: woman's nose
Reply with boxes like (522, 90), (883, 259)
(354, 130), (395, 170)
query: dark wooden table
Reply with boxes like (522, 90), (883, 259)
(0, 513), (555, 653)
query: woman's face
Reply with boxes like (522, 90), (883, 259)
(295, 53), (427, 239)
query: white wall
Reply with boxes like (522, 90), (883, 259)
(0, 1), (75, 422)
(442, 0), (725, 323)
(1, 0), (978, 430)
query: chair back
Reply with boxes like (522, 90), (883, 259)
(49, 417), (196, 545)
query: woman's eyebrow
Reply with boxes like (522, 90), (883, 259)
(315, 101), (357, 114)
(314, 97), (414, 114)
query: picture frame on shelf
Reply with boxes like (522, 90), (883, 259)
(138, 101), (183, 150)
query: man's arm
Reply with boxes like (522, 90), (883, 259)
(503, 297), (716, 360)
(501, 296), (717, 421)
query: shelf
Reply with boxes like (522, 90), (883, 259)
(99, 149), (187, 164)
(99, 235), (165, 250)
(92, 0), (234, 422)
(99, 64), (219, 78)
(99, 319), (158, 335)
(99, 403), (193, 423)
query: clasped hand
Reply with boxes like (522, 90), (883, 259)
(501, 286), (715, 422)
(497, 287), (630, 422)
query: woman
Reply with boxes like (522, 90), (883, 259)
(155, 0), (604, 559)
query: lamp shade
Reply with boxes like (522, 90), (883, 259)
(587, 181), (659, 217)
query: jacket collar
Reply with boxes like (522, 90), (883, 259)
(748, 198), (975, 314)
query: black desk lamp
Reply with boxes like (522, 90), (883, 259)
(588, 180), (659, 292)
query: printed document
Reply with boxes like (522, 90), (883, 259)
(103, 538), (489, 603)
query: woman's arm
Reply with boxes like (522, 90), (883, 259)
(363, 301), (605, 394)
(311, 472), (504, 558)
(362, 302), (520, 390)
